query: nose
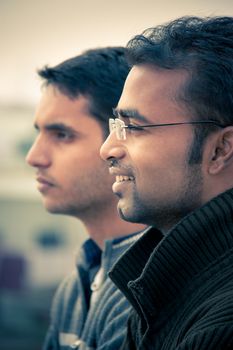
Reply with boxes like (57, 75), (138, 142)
(26, 136), (51, 169)
(100, 132), (126, 163)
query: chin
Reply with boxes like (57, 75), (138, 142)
(43, 201), (61, 214)
(118, 205), (137, 223)
(45, 206), (60, 214)
(118, 195), (151, 225)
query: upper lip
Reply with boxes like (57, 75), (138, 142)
(109, 167), (134, 179)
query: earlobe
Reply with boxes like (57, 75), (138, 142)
(208, 127), (233, 175)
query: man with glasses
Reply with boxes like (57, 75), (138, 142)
(26, 47), (146, 350)
(101, 16), (233, 349)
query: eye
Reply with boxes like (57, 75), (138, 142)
(56, 130), (68, 138)
(53, 130), (74, 141)
(127, 124), (144, 131)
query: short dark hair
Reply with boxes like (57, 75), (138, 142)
(38, 47), (130, 137)
(126, 16), (233, 162)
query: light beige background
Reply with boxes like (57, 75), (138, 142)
(1, 0), (233, 105)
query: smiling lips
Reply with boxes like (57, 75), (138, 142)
(116, 175), (134, 182)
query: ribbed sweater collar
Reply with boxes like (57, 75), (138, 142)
(109, 188), (233, 318)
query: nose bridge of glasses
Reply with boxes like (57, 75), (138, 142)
(109, 118), (115, 132)
(109, 118), (126, 140)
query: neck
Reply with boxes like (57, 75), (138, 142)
(76, 203), (146, 249)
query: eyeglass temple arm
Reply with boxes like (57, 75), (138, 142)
(124, 120), (225, 129)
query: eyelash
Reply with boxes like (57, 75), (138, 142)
(127, 124), (144, 131)
(53, 130), (74, 140)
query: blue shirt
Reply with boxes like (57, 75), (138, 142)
(43, 231), (144, 350)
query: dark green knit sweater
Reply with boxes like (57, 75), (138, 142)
(110, 188), (233, 349)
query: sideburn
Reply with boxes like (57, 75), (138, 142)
(188, 126), (210, 165)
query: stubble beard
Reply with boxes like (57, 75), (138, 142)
(118, 162), (203, 233)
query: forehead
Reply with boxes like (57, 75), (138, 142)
(35, 85), (102, 129)
(36, 85), (89, 117)
(118, 65), (189, 122)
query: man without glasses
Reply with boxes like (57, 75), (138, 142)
(26, 47), (146, 349)
(101, 17), (233, 349)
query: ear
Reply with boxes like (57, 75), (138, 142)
(209, 126), (233, 175)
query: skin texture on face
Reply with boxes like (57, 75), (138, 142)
(26, 85), (115, 219)
(100, 65), (205, 232)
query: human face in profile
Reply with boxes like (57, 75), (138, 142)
(26, 85), (114, 218)
(101, 65), (204, 232)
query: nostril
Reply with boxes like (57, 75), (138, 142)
(108, 158), (117, 167)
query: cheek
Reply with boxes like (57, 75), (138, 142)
(132, 145), (187, 192)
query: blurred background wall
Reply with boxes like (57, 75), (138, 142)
(1, 0), (233, 349)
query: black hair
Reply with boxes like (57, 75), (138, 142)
(126, 16), (233, 163)
(38, 47), (130, 137)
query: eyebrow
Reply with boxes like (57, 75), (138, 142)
(34, 122), (77, 134)
(113, 108), (149, 123)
